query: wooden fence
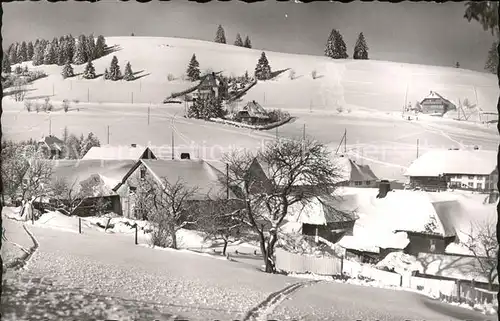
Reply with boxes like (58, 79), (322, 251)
(275, 248), (342, 275)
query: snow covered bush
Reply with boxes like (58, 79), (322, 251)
(336, 106), (344, 113)
(62, 99), (70, 112)
(311, 70), (317, 79)
(288, 69), (296, 80)
(24, 99), (33, 112)
(267, 109), (290, 123)
(167, 73), (175, 81)
(43, 97), (53, 112)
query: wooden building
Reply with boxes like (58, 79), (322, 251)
(234, 100), (270, 125)
(419, 91), (457, 115)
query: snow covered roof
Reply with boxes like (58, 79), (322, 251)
(82, 145), (157, 160)
(131, 159), (238, 200)
(40, 135), (64, 151)
(405, 149), (497, 177)
(286, 194), (359, 226)
(49, 159), (136, 195)
(334, 187), (458, 252)
(420, 91), (457, 108)
(334, 156), (378, 182)
(236, 101), (269, 119)
(416, 253), (498, 284)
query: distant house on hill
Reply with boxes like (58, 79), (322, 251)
(82, 144), (157, 161)
(192, 72), (227, 100)
(405, 149), (498, 196)
(39, 135), (65, 159)
(419, 91), (457, 115)
(234, 100), (270, 125)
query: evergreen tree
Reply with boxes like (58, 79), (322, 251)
(186, 54), (200, 81)
(9, 42), (19, 65)
(104, 68), (110, 80)
(82, 59), (96, 79)
(214, 25), (227, 44)
(74, 35), (88, 64)
(66, 35), (76, 63)
(234, 33), (243, 47)
(324, 29), (336, 58)
(80, 132), (101, 158)
(43, 43), (57, 65)
(456, 62), (461, 68)
(32, 43), (45, 66)
(484, 41), (498, 74)
(18, 41), (28, 62)
(95, 35), (106, 59)
(61, 60), (75, 79)
(334, 30), (348, 59)
(244, 70), (249, 81)
(353, 32), (369, 60)
(86, 34), (96, 60)
(123, 61), (134, 81)
(109, 55), (122, 81)
(27, 41), (34, 60)
(7, 43), (15, 60)
(254, 52), (272, 80)
(57, 41), (68, 66)
(243, 36), (252, 48)
(2, 54), (11, 74)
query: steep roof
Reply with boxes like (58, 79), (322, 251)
(405, 149), (497, 177)
(135, 159), (238, 200)
(236, 100), (269, 119)
(82, 145), (157, 160)
(49, 159), (136, 195)
(198, 72), (222, 89)
(420, 91), (457, 108)
(334, 156), (378, 182)
(40, 135), (64, 151)
(335, 187), (458, 252)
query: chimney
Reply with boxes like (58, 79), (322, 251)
(376, 180), (390, 199)
(131, 144), (137, 148)
(180, 153), (190, 160)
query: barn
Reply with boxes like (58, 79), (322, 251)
(419, 91), (457, 115)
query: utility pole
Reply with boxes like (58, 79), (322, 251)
(52, 83), (55, 96)
(107, 126), (110, 144)
(171, 130), (174, 160)
(131, 92), (134, 104)
(309, 99), (312, 113)
(49, 118), (52, 136)
(148, 104), (150, 125)
(303, 124), (306, 141)
(226, 163), (229, 200)
(416, 138), (419, 159)
(87, 88), (90, 102)
(344, 129), (347, 154)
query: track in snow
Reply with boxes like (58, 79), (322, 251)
(242, 280), (321, 321)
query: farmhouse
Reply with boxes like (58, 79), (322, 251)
(42, 159), (136, 216)
(113, 159), (239, 219)
(192, 72), (227, 100)
(335, 155), (379, 188)
(419, 91), (457, 115)
(234, 100), (270, 125)
(405, 149), (498, 195)
(82, 144), (157, 160)
(38, 135), (65, 159)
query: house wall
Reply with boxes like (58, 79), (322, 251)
(350, 180), (377, 188)
(421, 99), (445, 114)
(409, 176), (447, 191)
(446, 174), (488, 191)
(404, 234), (455, 256)
(302, 221), (355, 244)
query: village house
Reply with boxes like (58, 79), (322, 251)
(38, 135), (65, 159)
(82, 144), (158, 160)
(405, 149), (498, 199)
(112, 159), (239, 219)
(234, 100), (270, 125)
(335, 155), (379, 188)
(419, 91), (457, 115)
(192, 72), (227, 101)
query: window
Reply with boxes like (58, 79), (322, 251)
(354, 181), (362, 186)
(468, 182), (474, 188)
(429, 239), (436, 253)
(477, 183), (483, 190)
(140, 166), (146, 179)
(129, 186), (137, 192)
(468, 175), (475, 180)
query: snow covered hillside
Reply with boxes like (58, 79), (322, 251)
(3, 36), (497, 112)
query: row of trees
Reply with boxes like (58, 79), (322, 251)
(215, 25), (252, 48)
(325, 30), (369, 60)
(4, 34), (107, 68)
(61, 55), (134, 81)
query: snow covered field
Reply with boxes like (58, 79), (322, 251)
(3, 36), (498, 182)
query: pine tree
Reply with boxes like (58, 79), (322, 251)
(123, 61), (134, 81)
(186, 54), (200, 81)
(27, 41), (34, 60)
(32, 42), (45, 66)
(61, 60), (74, 79)
(334, 30), (348, 59)
(80, 132), (101, 157)
(104, 68), (110, 80)
(2, 54), (11, 73)
(74, 35), (88, 64)
(214, 25), (227, 44)
(243, 36), (252, 48)
(57, 41), (68, 66)
(109, 55), (122, 81)
(353, 32), (369, 60)
(255, 52), (272, 80)
(95, 35), (106, 59)
(82, 59), (96, 79)
(86, 34), (96, 60)
(18, 41), (28, 62)
(244, 70), (249, 81)
(234, 33), (243, 47)
(324, 29), (336, 58)
(484, 41), (498, 74)
(9, 43), (19, 65)
(66, 35), (76, 63)
(43, 43), (56, 65)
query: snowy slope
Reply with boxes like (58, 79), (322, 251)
(4, 36), (497, 113)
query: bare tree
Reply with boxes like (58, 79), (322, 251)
(223, 138), (345, 273)
(13, 77), (28, 102)
(461, 219), (498, 290)
(198, 198), (245, 256)
(137, 177), (199, 249)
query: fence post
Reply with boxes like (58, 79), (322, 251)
(340, 255), (344, 275)
(135, 224), (138, 245)
(79, 217), (82, 234)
